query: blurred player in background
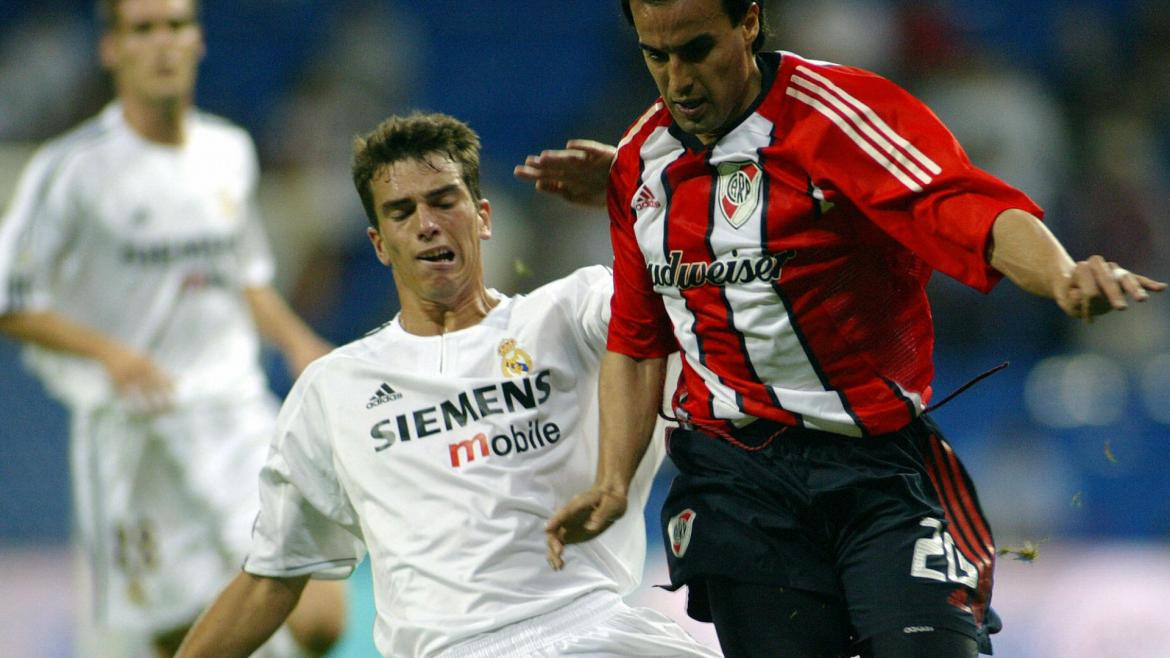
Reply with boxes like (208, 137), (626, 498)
(176, 112), (718, 658)
(517, 1), (1166, 656)
(0, 0), (344, 655)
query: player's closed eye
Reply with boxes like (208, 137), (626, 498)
(386, 203), (415, 221)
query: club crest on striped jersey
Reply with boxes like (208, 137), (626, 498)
(667, 508), (696, 557)
(498, 338), (533, 377)
(716, 161), (763, 228)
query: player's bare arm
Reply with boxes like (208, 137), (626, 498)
(176, 571), (308, 658)
(0, 310), (173, 412)
(987, 208), (1167, 321)
(546, 351), (666, 569)
(244, 286), (334, 377)
(285, 579), (348, 656)
(514, 139), (616, 208)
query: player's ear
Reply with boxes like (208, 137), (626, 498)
(477, 198), (492, 241)
(367, 226), (391, 266)
(99, 32), (119, 71)
(742, 3), (761, 47)
(193, 23), (207, 63)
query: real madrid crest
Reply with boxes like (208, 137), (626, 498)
(498, 338), (533, 377)
(716, 160), (763, 229)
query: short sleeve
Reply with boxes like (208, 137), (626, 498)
(244, 369), (366, 579)
(782, 61), (1043, 292)
(605, 139), (677, 357)
(0, 145), (79, 313)
(572, 264), (614, 354)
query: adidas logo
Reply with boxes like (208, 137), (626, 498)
(634, 185), (661, 212)
(366, 382), (402, 409)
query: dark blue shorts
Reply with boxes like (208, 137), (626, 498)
(659, 415), (999, 653)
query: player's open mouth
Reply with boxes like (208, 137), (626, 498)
(673, 98), (706, 120)
(418, 248), (455, 262)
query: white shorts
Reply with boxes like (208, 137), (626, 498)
(438, 589), (722, 657)
(70, 393), (278, 634)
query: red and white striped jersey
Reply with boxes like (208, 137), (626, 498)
(607, 51), (1042, 438)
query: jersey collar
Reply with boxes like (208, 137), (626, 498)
(669, 51), (781, 153)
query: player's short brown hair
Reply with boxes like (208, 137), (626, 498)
(96, 0), (202, 32)
(352, 112), (483, 229)
(620, 0), (768, 54)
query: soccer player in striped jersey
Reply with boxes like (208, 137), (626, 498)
(520, 1), (1166, 656)
(176, 112), (718, 658)
(0, 1), (343, 656)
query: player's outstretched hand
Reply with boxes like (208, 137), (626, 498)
(545, 486), (628, 570)
(1055, 255), (1167, 322)
(514, 139), (616, 208)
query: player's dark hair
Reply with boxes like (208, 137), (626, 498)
(352, 112), (483, 229)
(620, 0), (767, 53)
(97, 0), (202, 32)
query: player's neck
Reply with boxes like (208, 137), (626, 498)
(398, 288), (500, 336)
(120, 95), (190, 146)
(699, 61), (764, 146)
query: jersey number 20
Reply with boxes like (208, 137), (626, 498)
(910, 517), (978, 588)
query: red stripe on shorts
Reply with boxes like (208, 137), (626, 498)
(922, 432), (996, 626)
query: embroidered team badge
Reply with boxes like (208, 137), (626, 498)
(716, 160), (763, 228)
(498, 338), (533, 377)
(667, 508), (697, 558)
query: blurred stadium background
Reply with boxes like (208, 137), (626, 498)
(1, 1), (1168, 656)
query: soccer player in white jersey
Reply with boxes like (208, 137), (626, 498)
(175, 112), (719, 658)
(0, 1), (344, 656)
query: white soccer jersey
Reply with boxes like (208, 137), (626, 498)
(0, 102), (274, 408)
(245, 265), (666, 658)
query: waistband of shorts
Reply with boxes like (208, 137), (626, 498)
(678, 414), (930, 449)
(437, 588), (621, 658)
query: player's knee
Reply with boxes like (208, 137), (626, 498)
(287, 580), (346, 656)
